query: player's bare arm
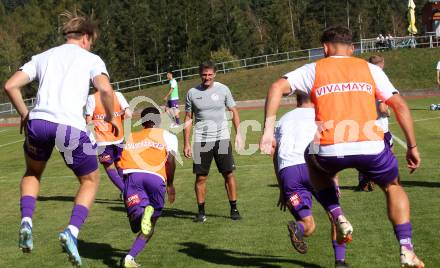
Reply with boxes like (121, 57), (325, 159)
(378, 102), (390, 117)
(4, 71), (32, 134)
(228, 106), (243, 150)
(260, 78), (292, 154)
(386, 94), (420, 172)
(183, 112), (193, 158)
(165, 154), (176, 203)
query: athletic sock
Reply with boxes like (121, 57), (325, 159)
(21, 217), (33, 228)
(229, 200), (237, 210)
(394, 222), (413, 251)
(332, 240), (346, 261)
(67, 225), (79, 238)
(329, 207), (343, 222)
(175, 118), (180, 125)
(20, 196), (36, 225)
(197, 202), (205, 215)
(128, 235), (148, 258)
(106, 168), (124, 192)
(68, 204), (89, 238)
(316, 187), (343, 222)
(296, 222), (305, 239)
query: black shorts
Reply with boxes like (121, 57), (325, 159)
(193, 139), (235, 175)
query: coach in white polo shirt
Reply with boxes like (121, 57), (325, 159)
(183, 61), (242, 223)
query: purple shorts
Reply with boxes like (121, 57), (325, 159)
(123, 172), (166, 233)
(278, 164), (315, 221)
(167, 99), (179, 109)
(24, 119), (98, 177)
(308, 146), (399, 187)
(384, 132), (393, 148)
(97, 143), (123, 165)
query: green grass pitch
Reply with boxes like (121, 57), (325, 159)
(0, 96), (439, 267)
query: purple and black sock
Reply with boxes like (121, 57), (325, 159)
(20, 196), (36, 219)
(332, 240), (346, 261)
(69, 204), (89, 230)
(296, 222), (305, 238)
(106, 168), (124, 192)
(394, 222), (413, 250)
(128, 235), (148, 258)
(316, 187), (343, 222)
(175, 118), (180, 124)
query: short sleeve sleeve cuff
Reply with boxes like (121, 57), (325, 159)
(164, 131), (178, 153)
(90, 56), (109, 79)
(116, 92), (130, 110)
(224, 86), (236, 108)
(170, 79), (177, 88)
(282, 63), (316, 96)
(19, 57), (37, 82)
(185, 90), (193, 112)
(85, 95), (95, 116)
(368, 63), (399, 102)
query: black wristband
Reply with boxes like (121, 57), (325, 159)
(407, 144), (417, 149)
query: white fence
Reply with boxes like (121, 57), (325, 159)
(360, 34), (439, 53)
(1, 34), (438, 115)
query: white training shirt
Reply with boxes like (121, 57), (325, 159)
(437, 61), (440, 70)
(376, 100), (389, 133)
(283, 56), (398, 156)
(275, 108), (317, 170)
(20, 44), (109, 131)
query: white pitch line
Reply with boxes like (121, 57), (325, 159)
(0, 139), (24, 148)
(389, 116), (440, 125)
(391, 134), (407, 149)
(0, 129), (11, 133)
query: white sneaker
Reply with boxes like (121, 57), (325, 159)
(335, 215), (353, 244)
(400, 246), (424, 268)
(124, 255), (141, 268)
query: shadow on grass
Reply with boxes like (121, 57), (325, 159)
(161, 208), (229, 220)
(38, 196), (123, 204)
(401, 180), (440, 188)
(267, 184), (279, 188)
(178, 242), (325, 268)
(78, 239), (126, 268)
(339, 185), (358, 191)
(106, 207), (230, 220)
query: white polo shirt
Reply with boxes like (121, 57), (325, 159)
(20, 43), (109, 131)
(275, 108), (317, 170)
(283, 56), (398, 156)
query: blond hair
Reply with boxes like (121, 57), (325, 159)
(60, 9), (98, 43)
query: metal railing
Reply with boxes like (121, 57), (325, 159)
(360, 34), (439, 53)
(1, 34), (438, 115)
